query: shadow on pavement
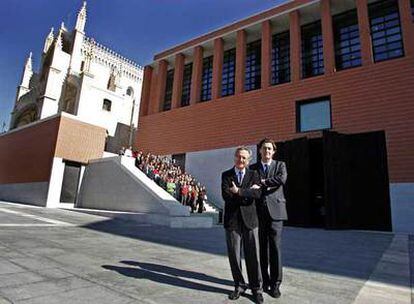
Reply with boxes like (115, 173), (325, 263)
(102, 262), (232, 296)
(84, 218), (395, 287)
(121, 260), (234, 287)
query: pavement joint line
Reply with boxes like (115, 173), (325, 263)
(352, 234), (411, 304)
(0, 239), (145, 303)
(0, 244), (81, 289)
(39, 267), (146, 303)
(0, 280), (97, 302)
(0, 269), (76, 290)
(0, 245), (143, 303)
(0, 207), (73, 226)
(0, 225), (229, 303)
(0, 203), (410, 304)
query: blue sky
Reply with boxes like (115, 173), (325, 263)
(0, 0), (287, 130)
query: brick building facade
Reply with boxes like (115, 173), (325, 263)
(136, 0), (414, 232)
(0, 113), (106, 206)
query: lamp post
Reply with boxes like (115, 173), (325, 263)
(128, 99), (136, 147)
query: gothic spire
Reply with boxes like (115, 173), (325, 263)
(25, 52), (33, 72)
(20, 52), (34, 88)
(43, 27), (54, 53)
(55, 27), (63, 50)
(75, 1), (87, 32)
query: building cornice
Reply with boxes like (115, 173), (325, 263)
(153, 0), (319, 63)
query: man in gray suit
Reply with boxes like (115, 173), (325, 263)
(250, 138), (287, 298)
(221, 147), (264, 304)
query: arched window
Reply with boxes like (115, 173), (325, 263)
(103, 99), (112, 111)
(107, 73), (116, 91)
(126, 87), (134, 98)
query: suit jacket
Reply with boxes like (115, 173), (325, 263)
(221, 167), (262, 230)
(250, 160), (288, 221)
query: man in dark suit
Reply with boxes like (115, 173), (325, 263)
(250, 138), (287, 298)
(221, 147), (264, 304)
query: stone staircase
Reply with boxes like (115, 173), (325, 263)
(76, 156), (215, 228)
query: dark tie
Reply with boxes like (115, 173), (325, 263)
(238, 171), (243, 184)
(264, 164), (269, 175)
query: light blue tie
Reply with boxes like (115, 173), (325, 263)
(238, 171), (243, 184)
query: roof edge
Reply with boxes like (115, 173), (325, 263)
(153, 0), (317, 62)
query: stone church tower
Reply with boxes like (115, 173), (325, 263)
(10, 2), (143, 151)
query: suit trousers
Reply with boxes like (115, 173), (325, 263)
(258, 207), (283, 287)
(225, 222), (262, 292)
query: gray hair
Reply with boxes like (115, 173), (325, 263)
(234, 146), (252, 159)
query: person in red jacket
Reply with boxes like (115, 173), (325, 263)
(180, 182), (189, 206)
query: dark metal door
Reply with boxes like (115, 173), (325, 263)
(60, 161), (82, 204)
(323, 131), (391, 231)
(323, 131), (353, 229)
(277, 137), (312, 227)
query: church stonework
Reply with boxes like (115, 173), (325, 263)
(10, 1), (143, 152)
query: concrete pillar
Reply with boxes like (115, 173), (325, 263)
(356, 0), (373, 66)
(235, 30), (246, 95)
(399, 0), (414, 57)
(46, 157), (65, 208)
(148, 69), (158, 114)
(290, 10), (301, 82)
(190, 46), (203, 105)
(212, 38), (224, 100)
(261, 20), (272, 89)
(139, 65), (153, 117)
(321, 0), (335, 75)
(172, 53), (185, 109)
(153, 60), (168, 114)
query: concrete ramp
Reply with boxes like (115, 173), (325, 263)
(77, 156), (213, 228)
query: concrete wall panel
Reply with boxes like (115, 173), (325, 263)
(185, 145), (257, 209)
(0, 182), (49, 206)
(77, 157), (189, 215)
(390, 183), (414, 233)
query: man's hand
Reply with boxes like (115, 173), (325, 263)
(230, 181), (239, 194)
(250, 184), (261, 189)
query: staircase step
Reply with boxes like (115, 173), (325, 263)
(64, 206), (214, 228)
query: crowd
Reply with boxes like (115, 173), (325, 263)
(119, 147), (208, 213)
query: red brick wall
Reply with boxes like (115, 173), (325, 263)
(0, 115), (106, 184)
(55, 116), (106, 163)
(136, 57), (414, 183)
(0, 117), (60, 184)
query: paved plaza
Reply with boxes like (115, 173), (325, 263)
(0, 201), (412, 304)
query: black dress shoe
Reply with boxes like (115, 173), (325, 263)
(228, 288), (246, 300)
(269, 284), (281, 298)
(252, 292), (264, 304)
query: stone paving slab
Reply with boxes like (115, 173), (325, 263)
(0, 277), (94, 302)
(0, 202), (411, 304)
(352, 235), (410, 304)
(14, 285), (136, 304)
